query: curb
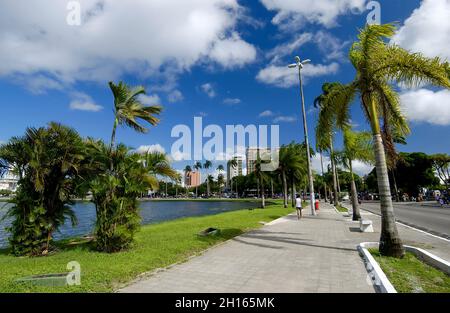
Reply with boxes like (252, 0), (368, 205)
(357, 242), (450, 293)
(357, 242), (397, 293)
(404, 245), (450, 275)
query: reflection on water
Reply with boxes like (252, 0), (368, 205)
(0, 200), (258, 248)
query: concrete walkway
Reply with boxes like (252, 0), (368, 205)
(119, 203), (375, 293)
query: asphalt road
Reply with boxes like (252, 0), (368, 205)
(359, 201), (450, 239)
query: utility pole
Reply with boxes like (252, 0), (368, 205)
(288, 56), (316, 216)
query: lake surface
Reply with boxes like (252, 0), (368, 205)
(0, 200), (259, 248)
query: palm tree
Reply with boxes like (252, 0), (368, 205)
(254, 150), (270, 208)
(85, 140), (159, 252)
(227, 159), (238, 196)
(203, 160), (212, 197)
(0, 123), (86, 255)
(193, 161), (202, 198)
(336, 129), (374, 220)
(275, 143), (307, 208)
(184, 165), (192, 197)
(217, 164), (225, 196)
(109, 81), (162, 153)
(141, 150), (180, 182)
(314, 82), (341, 207)
(320, 23), (450, 257)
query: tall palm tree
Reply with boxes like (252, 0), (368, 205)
(109, 81), (162, 152)
(275, 143), (307, 208)
(184, 165), (192, 197)
(193, 161), (202, 198)
(254, 150), (270, 208)
(227, 159), (238, 196)
(318, 149), (328, 202)
(314, 82), (341, 207)
(203, 160), (212, 198)
(217, 164), (224, 196)
(336, 129), (374, 220)
(320, 23), (450, 257)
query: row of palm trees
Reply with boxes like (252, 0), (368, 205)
(183, 160), (225, 198)
(0, 81), (177, 255)
(313, 23), (450, 257)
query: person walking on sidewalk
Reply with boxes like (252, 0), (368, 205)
(295, 194), (303, 220)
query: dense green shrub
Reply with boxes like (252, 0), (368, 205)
(0, 123), (84, 256)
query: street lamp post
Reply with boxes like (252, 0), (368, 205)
(288, 56), (316, 216)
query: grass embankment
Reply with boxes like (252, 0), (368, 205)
(0, 202), (292, 293)
(370, 249), (450, 293)
(335, 204), (348, 213)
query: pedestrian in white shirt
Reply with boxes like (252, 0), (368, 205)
(295, 194), (303, 220)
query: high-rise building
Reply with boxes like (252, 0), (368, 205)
(0, 168), (18, 192)
(185, 171), (201, 188)
(246, 147), (271, 174)
(227, 155), (243, 186)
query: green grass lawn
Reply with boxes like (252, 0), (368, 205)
(370, 249), (450, 293)
(0, 202), (293, 293)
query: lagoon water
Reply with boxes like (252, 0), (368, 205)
(0, 200), (258, 248)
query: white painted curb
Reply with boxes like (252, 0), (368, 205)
(404, 245), (450, 275)
(357, 242), (397, 293)
(358, 242), (450, 293)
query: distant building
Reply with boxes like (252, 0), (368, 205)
(185, 171), (201, 188)
(0, 170), (19, 192)
(227, 155), (243, 186)
(246, 147), (271, 174)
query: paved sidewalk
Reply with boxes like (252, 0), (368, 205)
(119, 203), (375, 293)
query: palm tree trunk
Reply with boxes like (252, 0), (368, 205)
(391, 169), (400, 202)
(369, 97), (404, 257)
(349, 160), (361, 221)
(271, 178), (274, 199)
(109, 118), (118, 170)
(291, 178), (296, 208)
(260, 176), (265, 208)
(320, 152), (328, 203)
(330, 140), (339, 206)
(282, 170), (288, 208)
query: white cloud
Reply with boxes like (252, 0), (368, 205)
(266, 33), (313, 62)
(201, 83), (216, 98)
(259, 110), (275, 117)
(266, 31), (347, 63)
(273, 115), (297, 123)
(351, 160), (374, 177)
(400, 88), (450, 126)
(136, 144), (166, 154)
(256, 62), (339, 88)
(0, 0), (256, 92)
(208, 32), (257, 68)
(223, 98), (241, 105)
(311, 153), (331, 174)
(167, 90), (184, 103)
(139, 94), (161, 106)
(259, 0), (366, 29)
(69, 92), (102, 112)
(392, 0), (450, 60)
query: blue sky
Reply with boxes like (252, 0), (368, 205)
(0, 0), (449, 176)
